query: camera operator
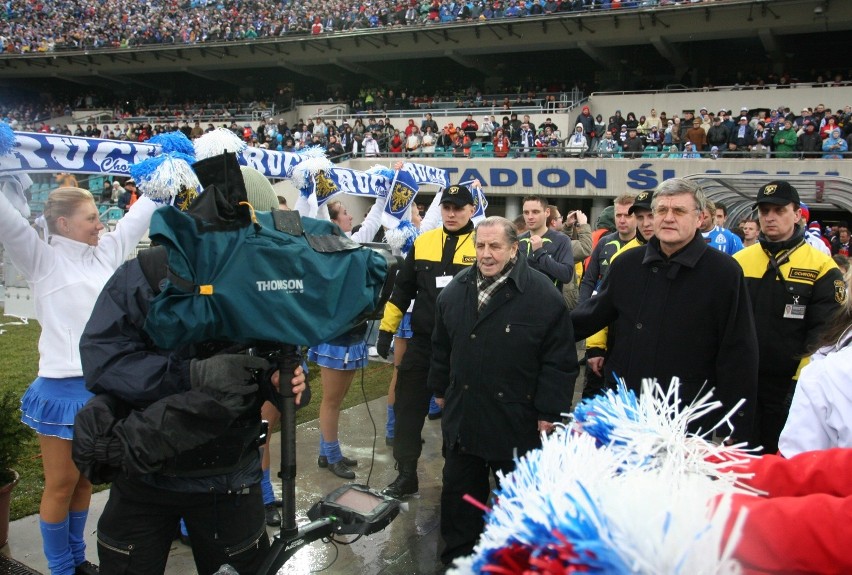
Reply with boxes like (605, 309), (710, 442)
(73, 167), (306, 575)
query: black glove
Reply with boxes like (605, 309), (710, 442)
(376, 330), (394, 359)
(72, 393), (131, 484)
(189, 354), (268, 400)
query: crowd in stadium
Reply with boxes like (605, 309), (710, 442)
(1, 0), (721, 55)
(15, 98), (852, 161)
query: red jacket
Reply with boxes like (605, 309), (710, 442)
(722, 449), (852, 575)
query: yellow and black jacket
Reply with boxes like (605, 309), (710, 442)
(734, 227), (845, 384)
(380, 221), (476, 368)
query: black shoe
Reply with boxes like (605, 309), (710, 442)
(75, 561), (100, 575)
(318, 455), (358, 468)
(326, 460), (356, 479)
(385, 436), (394, 447)
(265, 503), (281, 527)
(271, 499), (283, 508)
(427, 410), (443, 420)
(179, 532), (191, 546)
(382, 461), (419, 499)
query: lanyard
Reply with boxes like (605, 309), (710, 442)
(441, 231), (472, 275)
(766, 239), (805, 284)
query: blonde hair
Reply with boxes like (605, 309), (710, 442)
(44, 187), (95, 235)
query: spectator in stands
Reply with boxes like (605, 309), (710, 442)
(389, 130), (404, 155)
(326, 134), (345, 162)
(575, 106), (595, 147)
(681, 141), (700, 159)
(596, 131), (619, 157)
(592, 114), (606, 151)
(405, 125), (421, 156)
(823, 128), (848, 159)
(460, 114), (479, 141)
(492, 128), (511, 158)
(564, 124), (589, 157)
(728, 115), (754, 154)
(416, 113), (435, 136)
(622, 127), (643, 157)
(517, 122), (536, 157)
(751, 122), (772, 158)
(481, 116), (497, 142)
(644, 126), (661, 151)
(820, 114), (840, 140)
(671, 117), (682, 148)
(363, 132), (381, 157)
(642, 108), (662, 133)
(773, 119), (798, 158)
(798, 122), (823, 157)
(117, 179), (138, 213)
(685, 117), (707, 151)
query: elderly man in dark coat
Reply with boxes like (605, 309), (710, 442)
(428, 216), (578, 567)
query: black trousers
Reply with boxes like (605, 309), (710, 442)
(440, 446), (514, 565)
(751, 377), (795, 455)
(97, 474), (270, 575)
(391, 364), (432, 464)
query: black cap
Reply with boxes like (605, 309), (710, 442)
(441, 184), (475, 207)
(754, 181), (800, 208)
(629, 190), (653, 214)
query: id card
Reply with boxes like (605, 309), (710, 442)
(436, 275), (452, 289)
(783, 304), (806, 319)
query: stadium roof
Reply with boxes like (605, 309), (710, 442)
(685, 173), (852, 225)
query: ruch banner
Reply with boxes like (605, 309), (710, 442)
(0, 132), (303, 179)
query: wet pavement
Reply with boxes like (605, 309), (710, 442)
(4, 353), (585, 574)
(4, 395), (448, 575)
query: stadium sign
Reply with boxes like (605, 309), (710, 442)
(347, 159), (848, 196)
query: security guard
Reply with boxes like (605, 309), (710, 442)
(376, 184), (477, 499)
(734, 181), (845, 454)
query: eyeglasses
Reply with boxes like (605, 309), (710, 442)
(654, 205), (698, 218)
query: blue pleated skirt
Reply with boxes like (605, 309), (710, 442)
(20, 376), (92, 440)
(308, 341), (368, 370)
(395, 312), (413, 339)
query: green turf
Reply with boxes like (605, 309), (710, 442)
(0, 318), (395, 520)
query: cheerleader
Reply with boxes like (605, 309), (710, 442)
(2, 183), (156, 575)
(299, 189), (388, 478)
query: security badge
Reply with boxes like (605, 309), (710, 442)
(435, 275), (451, 289)
(783, 297), (806, 320)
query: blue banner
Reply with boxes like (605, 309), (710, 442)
(309, 167), (391, 207)
(402, 162), (449, 189)
(0, 132), (304, 179)
(383, 169), (419, 228)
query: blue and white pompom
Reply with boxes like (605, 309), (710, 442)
(290, 154), (333, 195)
(0, 122), (16, 156)
(193, 128), (247, 161)
(572, 378), (757, 485)
(297, 145), (328, 161)
(449, 380), (758, 574)
(366, 164), (395, 182)
(148, 131), (196, 158)
(384, 220), (420, 255)
(129, 152), (200, 205)
(453, 426), (747, 575)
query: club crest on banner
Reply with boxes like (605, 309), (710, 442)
(314, 170), (339, 203)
